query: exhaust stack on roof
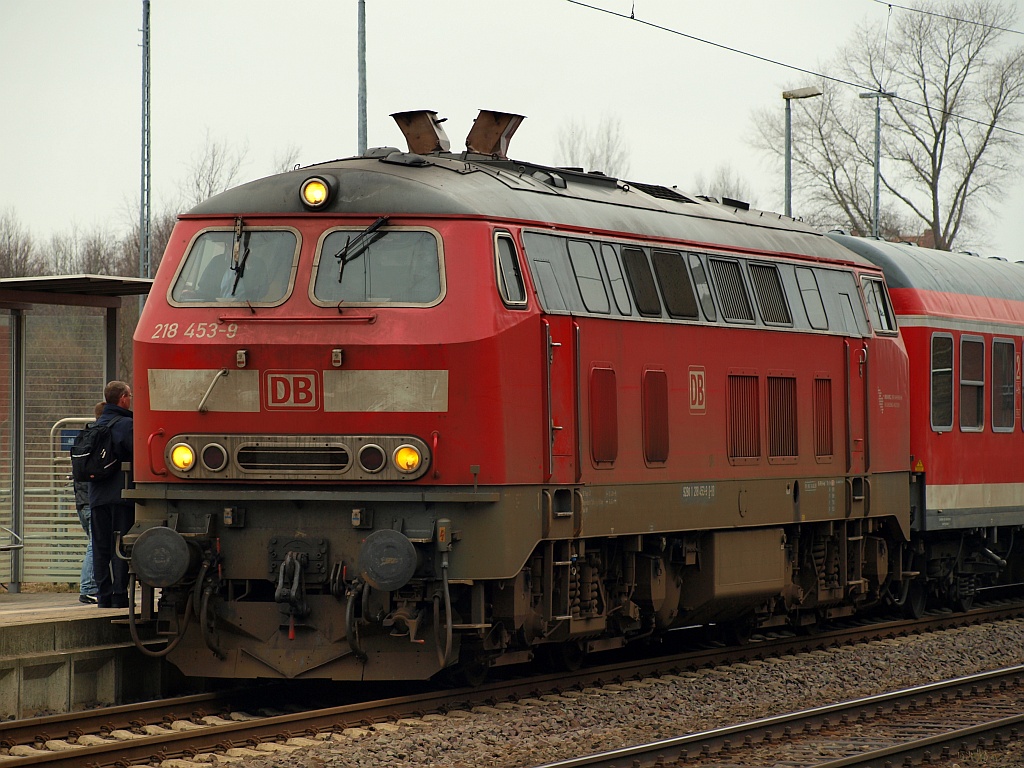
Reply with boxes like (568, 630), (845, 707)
(465, 110), (525, 159)
(390, 110), (451, 154)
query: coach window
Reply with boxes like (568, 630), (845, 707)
(601, 244), (632, 315)
(568, 240), (610, 314)
(622, 247), (663, 317)
(992, 339), (1015, 432)
(495, 233), (527, 308)
(749, 263), (792, 325)
(171, 228), (298, 306)
(795, 268), (828, 330)
(312, 227), (442, 306)
(652, 250), (700, 320)
(931, 334), (954, 431)
(960, 336), (985, 431)
(688, 254), (717, 321)
(709, 257), (755, 323)
(862, 277), (897, 333)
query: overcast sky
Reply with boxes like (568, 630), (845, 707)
(2, 0), (1022, 262)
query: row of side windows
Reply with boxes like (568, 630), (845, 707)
(516, 230), (893, 337)
(931, 334), (1019, 433)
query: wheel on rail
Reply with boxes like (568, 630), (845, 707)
(902, 578), (928, 619)
(536, 640), (585, 672)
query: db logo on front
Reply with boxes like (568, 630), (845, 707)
(264, 370), (320, 410)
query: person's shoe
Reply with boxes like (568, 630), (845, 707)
(110, 598), (129, 609)
(79, 594), (97, 604)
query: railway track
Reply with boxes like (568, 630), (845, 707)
(1, 602), (1021, 766)
(533, 665), (1024, 768)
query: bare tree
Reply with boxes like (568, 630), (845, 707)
(754, 0), (1024, 249)
(0, 208), (44, 277)
(273, 144), (302, 174)
(693, 163), (759, 206)
(181, 129), (250, 207)
(556, 115), (631, 178)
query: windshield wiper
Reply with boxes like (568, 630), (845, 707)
(336, 216), (389, 283)
(229, 217), (251, 296)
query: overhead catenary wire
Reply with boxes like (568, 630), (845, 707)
(563, 0), (1024, 139)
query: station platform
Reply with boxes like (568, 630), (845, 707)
(0, 590), (171, 718)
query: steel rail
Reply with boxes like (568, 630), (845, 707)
(530, 665), (1024, 768)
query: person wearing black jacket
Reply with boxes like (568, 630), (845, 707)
(89, 381), (135, 609)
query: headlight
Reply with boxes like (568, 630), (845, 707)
(169, 443), (196, 472)
(300, 176), (334, 209)
(393, 444), (422, 473)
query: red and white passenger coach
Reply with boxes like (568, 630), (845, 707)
(124, 110), (1024, 681)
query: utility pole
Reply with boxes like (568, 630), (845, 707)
(139, 0), (151, 284)
(357, 0), (367, 154)
(859, 90), (896, 238)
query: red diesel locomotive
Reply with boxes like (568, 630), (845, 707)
(125, 110), (1024, 681)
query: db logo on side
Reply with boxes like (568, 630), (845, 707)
(264, 370), (320, 410)
(688, 366), (706, 414)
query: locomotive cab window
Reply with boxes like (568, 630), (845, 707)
(862, 277), (897, 333)
(495, 232), (527, 308)
(311, 227), (442, 306)
(170, 227), (298, 306)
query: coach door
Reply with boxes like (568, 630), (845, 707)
(844, 336), (869, 477)
(543, 317), (579, 484)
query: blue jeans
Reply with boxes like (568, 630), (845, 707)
(77, 504), (98, 596)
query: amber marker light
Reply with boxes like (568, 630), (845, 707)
(300, 176), (332, 209)
(170, 443), (196, 472)
(393, 444), (422, 473)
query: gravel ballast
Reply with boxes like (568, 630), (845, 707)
(186, 619), (1024, 768)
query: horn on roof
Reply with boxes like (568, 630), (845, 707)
(390, 110), (451, 154)
(465, 110), (525, 159)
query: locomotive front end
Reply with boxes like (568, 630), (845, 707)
(126, 169), (523, 681)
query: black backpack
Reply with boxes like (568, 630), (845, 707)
(70, 415), (124, 482)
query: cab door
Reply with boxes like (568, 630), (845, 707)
(542, 316), (579, 484)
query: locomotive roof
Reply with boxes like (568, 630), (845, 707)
(188, 149), (870, 268)
(827, 233), (1024, 304)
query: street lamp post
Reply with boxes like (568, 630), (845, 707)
(782, 86), (822, 218)
(859, 90), (896, 238)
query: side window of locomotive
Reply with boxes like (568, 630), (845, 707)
(601, 244), (632, 315)
(992, 338), (1015, 432)
(495, 233), (527, 308)
(709, 257), (755, 323)
(651, 250), (699, 320)
(568, 240), (610, 314)
(171, 229), (297, 305)
(960, 336), (985, 431)
(687, 253), (717, 321)
(795, 267), (828, 330)
(931, 334), (954, 432)
(621, 247), (663, 317)
(312, 228), (441, 305)
(862, 277), (897, 333)
(748, 263), (792, 325)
